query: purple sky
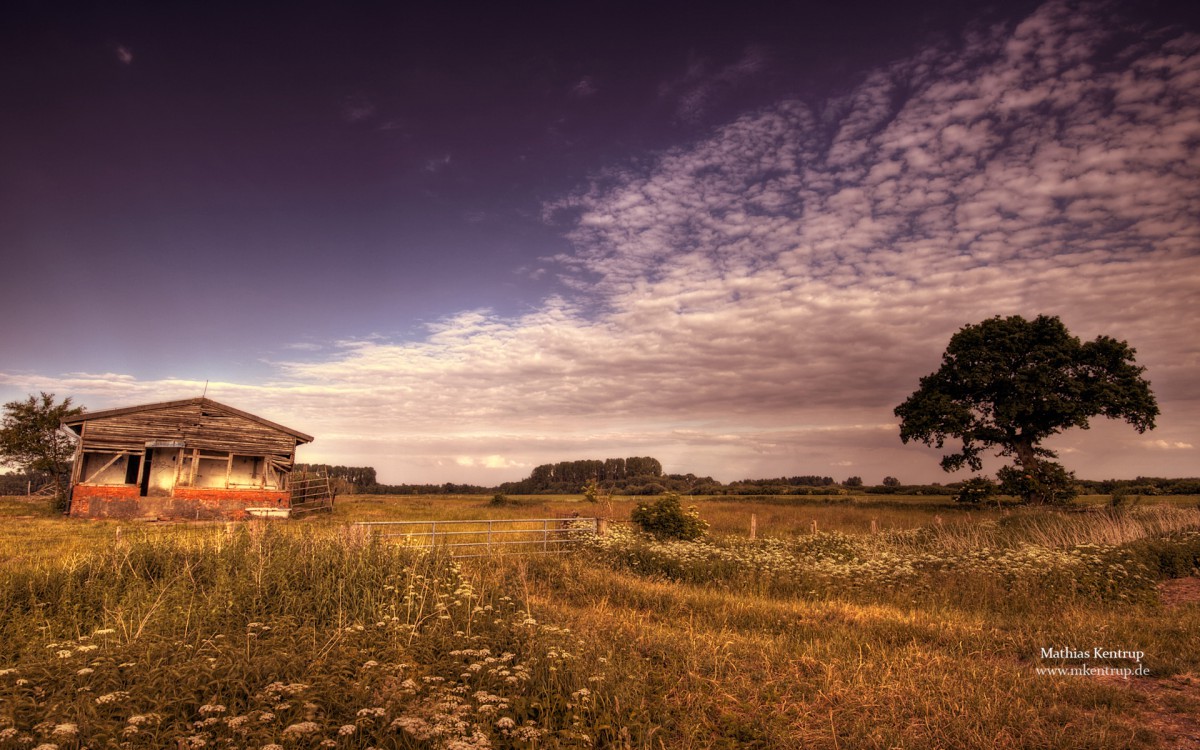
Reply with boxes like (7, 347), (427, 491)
(2, 0), (1198, 485)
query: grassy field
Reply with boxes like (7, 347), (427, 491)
(1, 493), (1199, 748)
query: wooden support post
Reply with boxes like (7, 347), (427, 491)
(596, 518), (609, 536)
(750, 513), (757, 540)
(70, 423), (85, 487)
(135, 449), (148, 491)
(172, 448), (184, 495)
(810, 519), (818, 534)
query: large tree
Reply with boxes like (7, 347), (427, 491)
(0, 393), (84, 508)
(894, 315), (1158, 504)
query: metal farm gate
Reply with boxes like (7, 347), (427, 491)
(352, 517), (604, 557)
(288, 471), (336, 516)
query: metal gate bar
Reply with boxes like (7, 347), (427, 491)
(353, 517), (600, 556)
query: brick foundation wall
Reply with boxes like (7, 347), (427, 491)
(69, 484), (139, 518)
(69, 484), (290, 520)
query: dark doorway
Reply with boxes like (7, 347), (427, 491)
(139, 450), (153, 497)
(125, 454), (142, 485)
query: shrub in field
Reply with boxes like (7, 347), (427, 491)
(954, 476), (998, 504)
(582, 478), (601, 503)
(1121, 531), (1200, 578)
(997, 461), (1079, 505)
(630, 493), (708, 540)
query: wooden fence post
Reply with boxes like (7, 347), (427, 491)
(750, 513), (757, 540)
(810, 519), (818, 534)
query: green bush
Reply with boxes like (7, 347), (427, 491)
(955, 476), (998, 504)
(997, 461), (1079, 505)
(630, 493), (708, 540)
(1121, 532), (1200, 578)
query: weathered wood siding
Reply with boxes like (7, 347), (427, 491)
(79, 402), (300, 456)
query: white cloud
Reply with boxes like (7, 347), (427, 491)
(1148, 440), (1194, 451)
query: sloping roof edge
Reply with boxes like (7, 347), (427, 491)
(61, 397), (314, 443)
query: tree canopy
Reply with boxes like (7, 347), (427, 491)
(0, 393), (84, 508)
(894, 315), (1158, 503)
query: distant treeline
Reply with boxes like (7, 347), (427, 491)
(294, 464), (377, 494)
(1076, 477), (1200, 496)
(500, 457), (668, 494)
(278, 463), (1200, 498)
(0, 470), (61, 495)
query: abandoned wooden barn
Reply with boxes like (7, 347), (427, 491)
(62, 397), (317, 520)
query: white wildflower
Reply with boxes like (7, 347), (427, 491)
(281, 721), (320, 738)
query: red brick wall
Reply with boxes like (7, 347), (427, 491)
(69, 484), (289, 520)
(172, 487), (289, 506)
(69, 484), (139, 517)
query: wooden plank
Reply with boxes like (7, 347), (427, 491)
(171, 448), (183, 494)
(70, 427), (84, 485)
(136, 449), (148, 490)
(189, 448), (199, 486)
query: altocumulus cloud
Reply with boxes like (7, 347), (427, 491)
(6, 0), (1198, 482)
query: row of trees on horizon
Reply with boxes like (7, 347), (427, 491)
(278, 459), (1200, 498)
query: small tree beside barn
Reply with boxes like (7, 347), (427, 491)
(61, 397), (316, 520)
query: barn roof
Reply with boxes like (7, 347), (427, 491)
(62, 397), (314, 443)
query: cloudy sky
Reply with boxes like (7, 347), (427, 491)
(2, 0), (1197, 484)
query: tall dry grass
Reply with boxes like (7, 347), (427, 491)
(0, 522), (616, 748)
(3, 496), (1199, 748)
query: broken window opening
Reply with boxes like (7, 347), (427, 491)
(124, 454), (141, 485)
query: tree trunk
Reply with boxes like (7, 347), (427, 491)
(1011, 440), (1047, 504)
